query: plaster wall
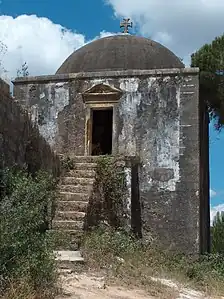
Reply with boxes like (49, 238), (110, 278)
(13, 69), (205, 254)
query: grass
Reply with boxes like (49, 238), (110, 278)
(0, 279), (59, 299)
(0, 280), (36, 299)
(81, 228), (224, 298)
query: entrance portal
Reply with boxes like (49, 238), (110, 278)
(91, 109), (113, 156)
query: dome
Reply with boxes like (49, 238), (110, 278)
(56, 35), (184, 74)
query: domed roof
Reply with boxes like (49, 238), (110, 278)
(56, 35), (184, 74)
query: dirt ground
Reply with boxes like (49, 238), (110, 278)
(57, 272), (159, 299)
(56, 271), (224, 299)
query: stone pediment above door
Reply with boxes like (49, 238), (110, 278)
(82, 83), (122, 103)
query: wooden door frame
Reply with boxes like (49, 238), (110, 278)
(85, 103), (115, 156)
(82, 83), (122, 156)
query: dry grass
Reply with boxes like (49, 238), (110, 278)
(81, 231), (177, 298)
(81, 229), (224, 298)
(82, 252), (178, 298)
(0, 279), (58, 299)
(0, 280), (35, 299)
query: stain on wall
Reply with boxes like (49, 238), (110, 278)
(0, 78), (60, 176)
(13, 69), (208, 254)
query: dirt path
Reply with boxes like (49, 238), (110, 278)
(57, 272), (152, 299)
(57, 271), (224, 299)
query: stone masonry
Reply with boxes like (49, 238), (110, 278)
(52, 156), (97, 252)
(0, 78), (59, 175)
(13, 68), (210, 255)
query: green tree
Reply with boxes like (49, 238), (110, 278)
(191, 35), (224, 129)
(212, 211), (224, 253)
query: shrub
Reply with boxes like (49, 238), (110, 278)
(0, 168), (58, 298)
(83, 227), (141, 260)
(84, 156), (128, 230)
(61, 156), (74, 171)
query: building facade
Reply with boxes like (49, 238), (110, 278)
(13, 34), (210, 254)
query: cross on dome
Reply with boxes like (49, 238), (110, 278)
(120, 18), (132, 34)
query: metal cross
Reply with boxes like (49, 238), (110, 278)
(120, 18), (132, 34)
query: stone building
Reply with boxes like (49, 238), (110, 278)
(13, 33), (210, 255)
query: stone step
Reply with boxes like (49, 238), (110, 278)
(57, 200), (88, 212)
(55, 211), (85, 221)
(59, 184), (93, 193)
(55, 250), (85, 269)
(48, 229), (83, 251)
(70, 156), (102, 163)
(60, 177), (95, 185)
(52, 220), (83, 230)
(59, 192), (89, 202)
(55, 250), (84, 262)
(66, 169), (96, 178)
(72, 162), (97, 170)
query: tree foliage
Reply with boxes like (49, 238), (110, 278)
(191, 35), (224, 129)
(212, 211), (224, 253)
(17, 62), (29, 77)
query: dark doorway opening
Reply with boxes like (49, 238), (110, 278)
(91, 109), (113, 156)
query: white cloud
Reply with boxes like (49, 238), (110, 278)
(210, 189), (217, 198)
(94, 30), (118, 39)
(0, 15), (85, 80)
(210, 204), (224, 225)
(1, 2), (224, 80)
(107, 0), (224, 65)
(0, 15), (117, 82)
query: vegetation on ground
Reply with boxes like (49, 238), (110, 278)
(82, 228), (224, 298)
(82, 156), (224, 297)
(0, 167), (58, 299)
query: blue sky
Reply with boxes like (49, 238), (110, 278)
(0, 0), (224, 221)
(0, 0), (117, 40)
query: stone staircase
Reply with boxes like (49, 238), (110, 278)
(52, 156), (98, 268)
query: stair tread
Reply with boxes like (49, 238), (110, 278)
(71, 163), (97, 168)
(68, 169), (95, 174)
(62, 177), (94, 179)
(55, 210), (85, 221)
(59, 186), (93, 189)
(57, 200), (88, 204)
(60, 184), (92, 186)
(50, 229), (82, 233)
(73, 162), (97, 165)
(60, 178), (95, 186)
(60, 178), (94, 182)
(57, 211), (85, 215)
(53, 220), (83, 223)
(59, 191), (89, 195)
(54, 250), (84, 262)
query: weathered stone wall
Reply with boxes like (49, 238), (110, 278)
(0, 78), (60, 176)
(13, 80), (70, 152)
(13, 69), (209, 254)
